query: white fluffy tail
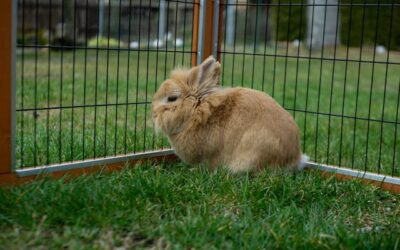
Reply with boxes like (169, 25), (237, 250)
(297, 154), (309, 170)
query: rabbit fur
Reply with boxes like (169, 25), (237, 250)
(152, 56), (306, 173)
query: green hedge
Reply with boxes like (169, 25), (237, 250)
(340, 0), (400, 49)
(271, 0), (400, 49)
(272, 0), (307, 42)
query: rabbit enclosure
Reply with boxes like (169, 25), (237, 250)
(1, 0), (400, 187)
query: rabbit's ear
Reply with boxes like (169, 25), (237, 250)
(189, 56), (221, 91)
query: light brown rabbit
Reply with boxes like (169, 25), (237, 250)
(152, 56), (307, 173)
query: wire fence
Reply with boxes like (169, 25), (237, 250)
(16, 0), (400, 177)
(16, 0), (196, 169)
(219, 0), (400, 176)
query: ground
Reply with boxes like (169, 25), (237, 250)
(1, 162), (399, 249)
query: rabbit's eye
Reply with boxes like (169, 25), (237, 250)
(167, 96), (178, 102)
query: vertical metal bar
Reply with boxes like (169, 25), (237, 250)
(159, 0), (166, 45)
(364, 0), (381, 172)
(303, 0), (316, 153)
(134, 0), (144, 152)
(191, 0), (200, 67)
(377, 0), (395, 172)
(392, 78), (400, 176)
(0, 0), (15, 173)
(314, 0), (329, 162)
(230, 0), (238, 87)
(172, 1), (178, 67)
(212, 0), (220, 58)
(82, 0), (89, 160)
(143, 0), (153, 152)
(339, 1), (355, 168)
(160, 0), (171, 149)
(192, 0), (221, 66)
(282, 0), (293, 107)
(124, 0), (133, 154)
(114, 0), (123, 156)
(272, 2), (281, 97)
(240, 2), (249, 87)
(197, 0), (206, 65)
(59, 0), (65, 163)
(94, 0), (100, 157)
(152, 0), (162, 150)
(104, 0), (113, 157)
(251, 1), (260, 90)
(11, 0), (17, 171)
(216, 0), (225, 63)
(99, 0), (104, 36)
(293, 0), (305, 118)
(34, 0), (39, 166)
(220, 0), (228, 86)
(47, 3), (53, 165)
(189, 1), (196, 66)
(225, 0), (235, 47)
(221, 1), (228, 86)
(71, 0), (77, 161)
(261, 2), (271, 93)
(351, 1), (367, 169)
(181, 0), (188, 66)
(20, 0), (25, 168)
(326, 0), (341, 165)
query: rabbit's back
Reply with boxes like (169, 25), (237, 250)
(221, 88), (301, 171)
(170, 87), (301, 172)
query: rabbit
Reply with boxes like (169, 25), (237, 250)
(152, 56), (308, 173)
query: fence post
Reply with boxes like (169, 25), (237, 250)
(0, 0), (15, 175)
(192, 0), (223, 66)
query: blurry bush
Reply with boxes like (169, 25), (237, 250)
(17, 29), (48, 46)
(87, 36), (125, 48)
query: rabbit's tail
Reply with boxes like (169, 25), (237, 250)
(296, 154), (309, 170)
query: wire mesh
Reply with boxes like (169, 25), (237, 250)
(16, 0), (197, 169)
(15, 0), (400, 178)
(219, 0), (400, 176)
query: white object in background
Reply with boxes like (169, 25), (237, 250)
(130, 41), (139, 49)
(375, 45), (386, 54)
(151, 39), (164, 48)
(292, 39), (301, 48)
(175, 38), (183, 47)
(225, 0), (235, 46)
(166, 32), (173, 41)
(158, 0), (166, 44)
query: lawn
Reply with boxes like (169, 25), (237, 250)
(16, 44), (400, 176)
(1, 162), (400, 249)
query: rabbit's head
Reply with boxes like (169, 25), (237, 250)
(152, 56), (221, 136)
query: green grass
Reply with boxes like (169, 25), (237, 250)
(1, 163), (400, 249)
(16, 45), (400, 176)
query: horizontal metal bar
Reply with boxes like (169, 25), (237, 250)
(219, 50), (400, 66)
(15, 151), (400, 189)
(284, 107), (400, 126)
(16, 101), (151, 112)
(16, 103), (400, 126)
(305, 162), (400, 185)
(221, 2), (400, 7)
(20, 0), (199, 7)
(17, 44), (197, 53)
(16, 149), (175, 177)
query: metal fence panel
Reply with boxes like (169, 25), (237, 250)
(16, 0), (198, 169)
(219, 0), (400, 176)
